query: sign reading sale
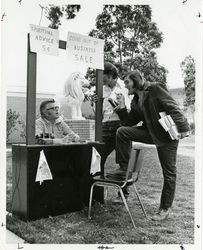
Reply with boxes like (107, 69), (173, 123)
(29, 24), (59, 56)
(66, 32), (104, 70)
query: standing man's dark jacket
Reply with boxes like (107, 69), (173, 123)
(117, 82), (190, 146)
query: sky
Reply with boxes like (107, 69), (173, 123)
(1, 0), (202, 94)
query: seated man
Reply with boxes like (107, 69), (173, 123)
(36, 99), (80, 143)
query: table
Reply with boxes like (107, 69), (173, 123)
(12, 142), (105, 221)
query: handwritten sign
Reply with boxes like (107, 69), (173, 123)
(66, 32), (104, 70)
(30, 24), (59, 56)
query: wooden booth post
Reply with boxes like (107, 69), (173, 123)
(26, 34), (37, 145)
(95, 69), (103, 142)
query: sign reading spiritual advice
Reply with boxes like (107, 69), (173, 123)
(29, 24), (59, 56)
(66, 32), (104, 70)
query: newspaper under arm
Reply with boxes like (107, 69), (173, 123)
(158, 112), (179, 140)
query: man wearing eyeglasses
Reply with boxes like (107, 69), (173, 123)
(36, 99), (80, 143)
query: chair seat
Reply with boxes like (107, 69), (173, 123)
(132, 142), (155, 149)
(93, 174), (134, 186)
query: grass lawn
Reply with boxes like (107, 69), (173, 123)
(6, 147), (194, 244)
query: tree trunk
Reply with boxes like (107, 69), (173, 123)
(118, 40), (122, 64)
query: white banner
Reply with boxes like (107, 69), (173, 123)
(29, 24), (59, 56)
(35, 150), (53, 185)
(90, 147), (101, 175)
(66, 32), (104, 70)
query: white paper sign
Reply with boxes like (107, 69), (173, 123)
(30, 24), (59, 56)
(90, 147), (101, 175)
(35, 150), (53, 185)
(66, 32), (104, 70)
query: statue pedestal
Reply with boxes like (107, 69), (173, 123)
(65, 119), (95, 141)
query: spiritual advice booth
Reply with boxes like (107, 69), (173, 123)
(12, 25), (105, 221)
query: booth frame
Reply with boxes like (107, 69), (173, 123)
(26, 34), (103, 145)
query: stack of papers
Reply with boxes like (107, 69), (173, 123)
(158, 112), (179, 140)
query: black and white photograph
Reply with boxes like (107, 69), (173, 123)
(0, 0), (202, 249)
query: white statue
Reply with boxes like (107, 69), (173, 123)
(61, 72), (90, 120)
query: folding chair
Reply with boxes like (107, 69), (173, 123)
(88, 143), (152, 229)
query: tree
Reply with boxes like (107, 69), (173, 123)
(88, 5), (167, 85)
(89, 6), (163, 61)
(125, 51), (168, 83)
(45, 5), (81, 29)
(180, 55), (195, 107)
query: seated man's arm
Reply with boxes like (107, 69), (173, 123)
(61, 121), (80, 142)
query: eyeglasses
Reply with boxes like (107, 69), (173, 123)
(124, 79), (130, 85)
(46, 106), (59, 111)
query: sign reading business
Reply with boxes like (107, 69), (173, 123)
(29, 24), (59, 56)
(66, 32), (104, 70)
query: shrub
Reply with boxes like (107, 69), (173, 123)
(20, 119), (26, 139)
(6, 109), (21, 142)
(189, 122), (195, 134)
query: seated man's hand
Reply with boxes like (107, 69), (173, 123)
(63, 134), (72, 143)
(73, 134), (80, 142)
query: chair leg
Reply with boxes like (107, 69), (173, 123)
(119, 188), (136, 229)
(132, 184), (148, 218)
(88, 183), (95, 219)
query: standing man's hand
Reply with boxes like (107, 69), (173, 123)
(114, 93), (126, 111)
(178, 131), (190, 139)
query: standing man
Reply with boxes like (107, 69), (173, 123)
(115, 70), (190, 221)
(101, 62), (131, 164)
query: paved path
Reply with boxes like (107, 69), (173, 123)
(178, 140), (195, 157)
(6, 229), (25, 244)
(5, 212), (26, 244)
(132, 140), (195, 158)
(177, 147), (194, 157)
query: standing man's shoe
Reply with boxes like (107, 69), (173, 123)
(151, 208), (170, 221)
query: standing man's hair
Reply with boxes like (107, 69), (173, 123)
(126, 70), (144, 90)
(40, 99), (55, 116)
(104, 62), (118, 79)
